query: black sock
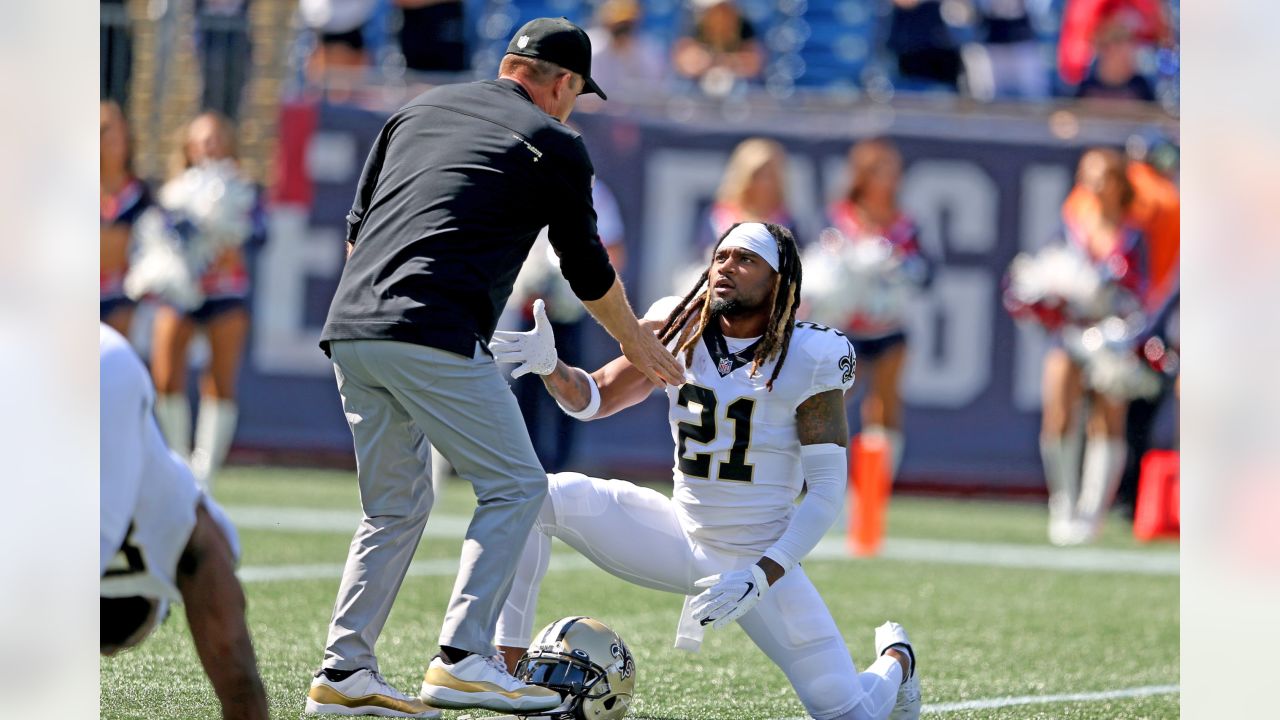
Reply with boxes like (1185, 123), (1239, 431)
(318, 667), (360, 682)
(438, 645), (472, 665)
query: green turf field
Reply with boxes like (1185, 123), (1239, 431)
(101, 466), (1179, 719)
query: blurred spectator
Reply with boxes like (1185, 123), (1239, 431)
(884, 0), (966, 91)
(703, 138), (794, 247)
(196, 0), (254, 120)
(100, 100), (151, 337)
(396, 0), (468, 73)
(300, 0), (375, 94)
(587, 0), (668, 100)
(1038, 148), (1148, 545)
(508, 181), (628, 472)
(101, 0), (133, 105)
(1058, 0), (1169, 87)
(966, 0), (1050, 100)
(672, 0), (764, 96)
(148, 112), (264, 492)
(1073, 16), (1155, 102)
(824, 138), (929, 480)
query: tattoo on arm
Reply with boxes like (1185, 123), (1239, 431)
(795, 390), (849, 447)
(540, 360), (592, 413)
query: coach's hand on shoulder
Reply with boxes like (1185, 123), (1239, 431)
(689, 564), (770, 630)
(620, 325), (684, 388)
(490, 299), (559, 378)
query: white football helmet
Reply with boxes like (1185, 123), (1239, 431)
(515, 616), (636, 720)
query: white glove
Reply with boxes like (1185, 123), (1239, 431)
(689, 564), (769, 630)
(490, 299), (558, 378)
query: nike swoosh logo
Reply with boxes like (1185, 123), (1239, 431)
(738, 582), (754, 602)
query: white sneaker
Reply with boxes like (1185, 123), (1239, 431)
(419, 653), (561, 712)
(305, 668), (440, 717)
(875, 621), (921, 720)
(1049, 515), (1074, 546)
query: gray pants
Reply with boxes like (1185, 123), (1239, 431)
(323, 339), (547, 671)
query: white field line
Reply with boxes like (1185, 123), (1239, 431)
(227, 506), (1177, 582)
(237, 554), (597, 583)
(771, 683), (1180, 718)
(919, 683), (1180, 713)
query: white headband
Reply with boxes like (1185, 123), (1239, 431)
(718, 223), (780, 271)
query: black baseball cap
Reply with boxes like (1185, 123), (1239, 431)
(505, 17), (607, 100)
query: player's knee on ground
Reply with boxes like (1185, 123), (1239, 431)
(789, 651), (863, 720)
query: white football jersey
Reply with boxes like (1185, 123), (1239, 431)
(100, 325), (238, 604)
(645, 299), (857, 555)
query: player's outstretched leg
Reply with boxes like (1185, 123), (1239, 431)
(874, 621), (921, 720)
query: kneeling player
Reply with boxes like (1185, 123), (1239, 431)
(100, 325), (269, 719)
(489, 223), (921, 720)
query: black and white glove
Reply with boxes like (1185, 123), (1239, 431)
(689, 564), (769, 630)
(490, 299), (558, 378)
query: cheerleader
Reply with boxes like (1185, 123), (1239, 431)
(818, 138), (930, 479)
(704, 138), (795, 243)
(1014, 149), (1148, 545)
(137, 112), (261, 491)
(100, 100), (150, 336)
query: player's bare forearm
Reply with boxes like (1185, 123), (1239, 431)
(540, 359), (593, 412)
(542, 355), (658, 420)
(796, 389), (850, 447)
(178, 505), (269, 720)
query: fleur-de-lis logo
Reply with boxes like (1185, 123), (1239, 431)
(839, 351), (855, 384)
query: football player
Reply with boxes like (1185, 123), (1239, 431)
(100, 325), (270, 719)
(489, 222), (921, 720)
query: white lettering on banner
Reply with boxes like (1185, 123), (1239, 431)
(1014, 164), (1073, 411)
(901, 270), (993, 407)
(781, 155), (821, 246)
(898, 160), (999, 406)
(641, 150), (733, 306)
(252, 206), (343, 375)
(901, 160), (999, 255)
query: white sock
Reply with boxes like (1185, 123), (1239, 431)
(154, 393), (192, 457)
(190, 397), (238, 492)
(863, 426), (905, 479)
(1039, 437), (1075, 520)
(1076, 437), (1127, 539)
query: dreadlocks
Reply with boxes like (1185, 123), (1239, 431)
(656, 222), (803, 390)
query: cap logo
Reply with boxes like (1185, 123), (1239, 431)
(517, 35), (530, 48)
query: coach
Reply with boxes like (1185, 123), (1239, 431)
(309, 17), (683, 717)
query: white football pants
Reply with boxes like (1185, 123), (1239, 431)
(496, 472), (901, 720)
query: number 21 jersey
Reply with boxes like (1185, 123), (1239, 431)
(646, 298), (857, 555)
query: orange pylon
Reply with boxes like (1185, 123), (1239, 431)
(1134, 449), (1180, 541)
(847, 433), (891, 556)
